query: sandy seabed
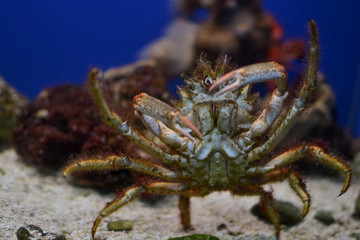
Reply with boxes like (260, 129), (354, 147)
(1, 148), (360, 240)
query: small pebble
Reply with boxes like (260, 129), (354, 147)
(107, 220), (133, 231)
(168, 234), (219, 240)
(251, 200), (302, 226)
(79, 189), (91, 197)
(26, 224), (45, 235)
(349, 233), (360, 240)
(16, 227), (32, 240)
(53, 234), (66, 240)
(16, 225), (66, 240)
(314, 210), (335, 225)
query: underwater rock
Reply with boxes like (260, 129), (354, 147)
(193, 0), (273, 66)
(104, 59), (171, 108)
(0, 76), (28, 151)
(10, 84), (120, 188)
(16, 225), (66, 240)
(142, 0), (274, 77)
(139, 20), (199, 77)
(12, 65), (170, 190)
(251, 200), (302, 226)
(134, 0), (305, 79)
(314, 210), (335, 225)
(12, 84), (123, 170)
(107, 220), (133, 231)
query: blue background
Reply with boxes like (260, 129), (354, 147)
(0, 1), (360, 136)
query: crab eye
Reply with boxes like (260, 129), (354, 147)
(203, 76), (213, 87)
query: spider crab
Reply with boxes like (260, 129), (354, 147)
(63, 21), (351, 239)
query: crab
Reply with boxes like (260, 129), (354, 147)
(62, 21), (351, 239)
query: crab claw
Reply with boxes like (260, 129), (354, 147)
(209, 62), (288, 97)
(209, 70), (245, 97)
(176, 113), (202, 140)
(134, 93), (202, 141)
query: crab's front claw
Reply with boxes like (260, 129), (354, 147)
(174, 112), (202, 141)
(209, 62), (288, 97)
(209, 70), (243, 96)
(134, 93), (202, 141)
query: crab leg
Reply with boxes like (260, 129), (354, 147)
(260, 191), (281, 239)
(248, 20), (320, 160)
(249, 169), (310, 218)
(250, 144), (351, 196)
(237, 89), (288, 151)
(179, 194), (191, 229)
(88, 68), (182, 166)
(91, 182), (186, 240)
(62, 154), (181, 181)
(288, 172), (310, 217)
(232, 186), (281, 239)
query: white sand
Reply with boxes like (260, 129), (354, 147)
(1, 148), (360, 240)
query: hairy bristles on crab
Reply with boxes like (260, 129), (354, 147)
(63, 20), (351, 240)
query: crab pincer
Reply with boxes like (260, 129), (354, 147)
(134, 93), (202, 141)
(209, 62), (288, 97)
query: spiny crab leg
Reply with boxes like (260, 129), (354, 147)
(92, 182), (187, 240)
(256, 144), (351, 196)
(63, 153), (181, 181)
(209, 61), (288, 97)
(248, 20), (320, 161)
(134, 93), (202, 141)
(249, 169), (310, 218)
(88, 68), (182, 166)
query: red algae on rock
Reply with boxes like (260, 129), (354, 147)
(12, 65), (169, 189)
